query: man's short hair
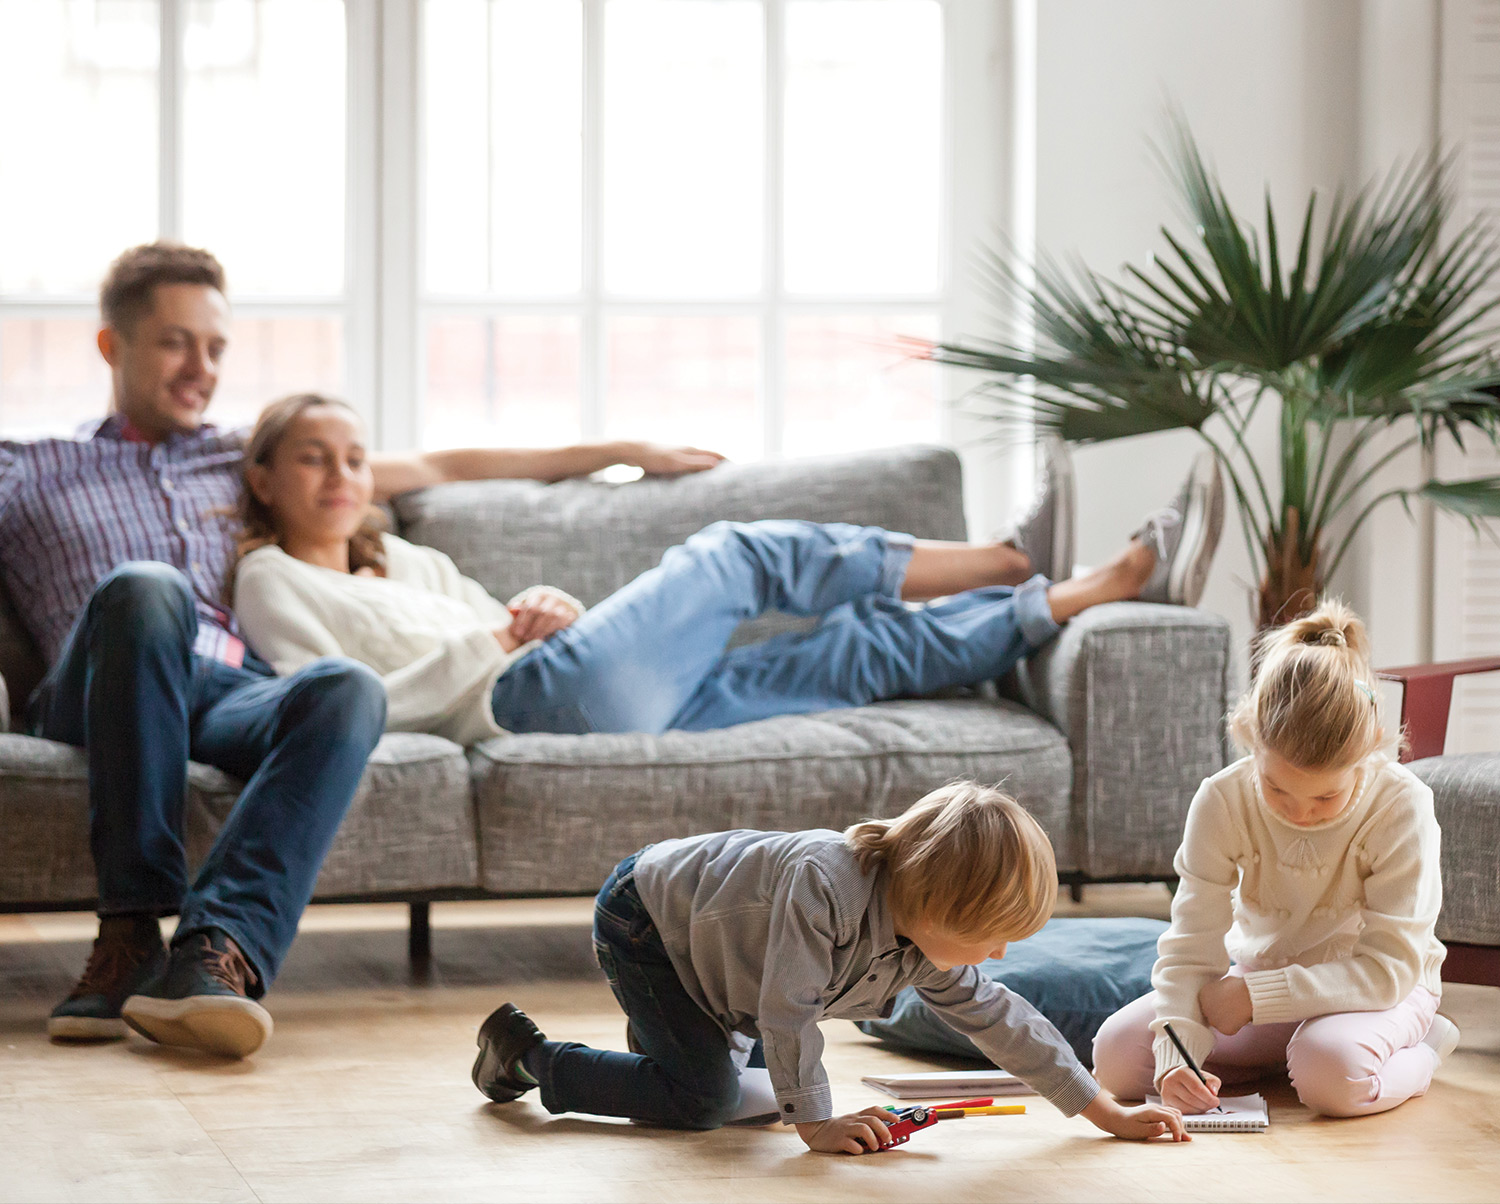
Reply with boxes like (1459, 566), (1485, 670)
(100, 242), (226, 335)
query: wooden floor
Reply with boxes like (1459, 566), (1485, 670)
(3, 884), (1498, 1203)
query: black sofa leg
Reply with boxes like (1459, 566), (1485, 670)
(409, 901), (432, 974)
(1069, 881), (1084, 903)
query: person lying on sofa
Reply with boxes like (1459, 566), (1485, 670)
(0, 241), (722, 1057)
(231, 392), (1226, 743)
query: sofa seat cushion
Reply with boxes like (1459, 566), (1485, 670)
(468, 697), (1073, 895)
(0, 734), (94, 902)
(188, 732), (479, 897)
(0, 730), (478, 906)
(1410, 752), (1500, 946)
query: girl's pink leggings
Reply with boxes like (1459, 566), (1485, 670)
(1092, 979), (1441, 1117)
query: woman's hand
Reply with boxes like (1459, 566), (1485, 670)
(1159, 1066), (1222, 1114)
(1198, 974), (1254, 1035)
(620, 441), (726, 477)
(507, 588), (582, 644)
(796, 1107), (895, 1155)
(1080, 1093), (1189, 1142)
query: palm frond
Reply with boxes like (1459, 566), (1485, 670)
(923, 114), (1500, 613)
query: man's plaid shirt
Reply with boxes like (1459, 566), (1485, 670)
(0, 415), (249, 672)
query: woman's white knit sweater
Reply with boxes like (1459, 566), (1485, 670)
(233, 536), (581, 746)
(1150, 754), (1445, 1087)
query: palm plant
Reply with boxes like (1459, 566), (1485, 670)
(923, 120), (1500, 627)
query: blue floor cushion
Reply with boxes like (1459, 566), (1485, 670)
(856, 916), (1167, 1067)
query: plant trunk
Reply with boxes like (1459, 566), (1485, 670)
(1257, 506), (1321, 630)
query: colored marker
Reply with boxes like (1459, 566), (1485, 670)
(933, 1104), (1027, 1118)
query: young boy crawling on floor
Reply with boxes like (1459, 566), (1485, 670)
(471, 782), (1187, 1154)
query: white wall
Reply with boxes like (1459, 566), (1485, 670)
(961, 0), (1445, 683)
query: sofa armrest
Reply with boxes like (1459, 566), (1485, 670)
(999, 601), (1232, 878)
(1377, 657), (1500, 763)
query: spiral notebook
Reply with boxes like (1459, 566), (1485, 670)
(1147, 1092), (1269, 1132)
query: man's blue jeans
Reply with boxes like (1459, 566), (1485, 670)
(527, 853), (745, 1129)
(28, 562), (387, 993)
(490, 520), (1059, 735)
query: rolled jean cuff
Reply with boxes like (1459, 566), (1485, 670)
(878, 531), (916, 598)
(1014, 573), (1060, 648)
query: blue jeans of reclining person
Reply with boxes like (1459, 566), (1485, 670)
(489, 519), (1059, 735)
(525, 853), (747, 1128)
(28, 562), (387, 993)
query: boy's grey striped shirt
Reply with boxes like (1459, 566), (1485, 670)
(632, 828), (1100, 1124)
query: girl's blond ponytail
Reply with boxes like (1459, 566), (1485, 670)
(1228, 599), (1388, 768)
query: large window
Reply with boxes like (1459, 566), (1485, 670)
(0, 0), (351, 437)
(0, 0), (955, 459)
(419, 0), (944, 459)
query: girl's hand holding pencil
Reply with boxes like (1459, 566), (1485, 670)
(1160, 1065), (1224, 1114)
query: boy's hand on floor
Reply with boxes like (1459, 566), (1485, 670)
(1081, 1093), (1189, 1142)
(797, 1107), (895, 1154)
(1159, 1066), (1223, 1114)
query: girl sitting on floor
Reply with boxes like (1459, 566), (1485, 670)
(1092, 600), (1457, 1118)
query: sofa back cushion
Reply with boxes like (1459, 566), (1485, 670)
(391, 445), (967, 607)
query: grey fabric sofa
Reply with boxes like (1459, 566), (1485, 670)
(1378, 656), (1500, 986)
(0, 445), (1232, 957)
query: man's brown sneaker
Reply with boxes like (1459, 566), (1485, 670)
(48, 915), (167, 1042)
(122, 929), (273, 1058)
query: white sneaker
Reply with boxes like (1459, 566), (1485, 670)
(1001, 435), (1075, 583)
(1422, 1014), (1461, 1063)
(1136, 450), (1225, 607)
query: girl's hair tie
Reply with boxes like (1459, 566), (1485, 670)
(1355, 680), (1377, 706)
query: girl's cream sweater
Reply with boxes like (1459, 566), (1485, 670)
(233, 536), (581, 746)
(1150, 754), (1444, 1086)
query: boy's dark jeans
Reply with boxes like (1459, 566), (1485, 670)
(528, 854), (747, 1129)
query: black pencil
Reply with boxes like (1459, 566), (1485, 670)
(1161, 1022), (1210, 1088)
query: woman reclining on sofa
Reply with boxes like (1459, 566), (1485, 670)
(231, 394), (1223, 744)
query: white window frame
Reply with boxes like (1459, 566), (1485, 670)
(1, 0), (1021, 530)
(370, 0), (1015, 476)
(0, 0), (372, 431)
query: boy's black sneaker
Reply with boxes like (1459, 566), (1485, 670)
(122, 929), (273, 1058)
(472, 1003), (545, 1102)
(48, 915), (167, 1042)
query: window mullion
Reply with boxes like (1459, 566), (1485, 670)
(582, 0), (604, 443)
(378, 0), (421, 450)
(763, 0), (785, 460)
(347, 0), (381, 433)
(159, 0), (183, 239)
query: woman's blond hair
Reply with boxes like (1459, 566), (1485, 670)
(1228, 598), (1389, 768)
(845, 782), (1057, 942)
(233, 393), (388, 582)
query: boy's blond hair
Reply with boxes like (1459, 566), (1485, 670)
(844, 782), (1057, 942)
(1229, 598), (1389, 769)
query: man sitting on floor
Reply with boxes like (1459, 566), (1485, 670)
(0, 241), (722, 1057)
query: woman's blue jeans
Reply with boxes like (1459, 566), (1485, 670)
(526, 854), (747, 1129)
(490, 520), (1058, 735)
